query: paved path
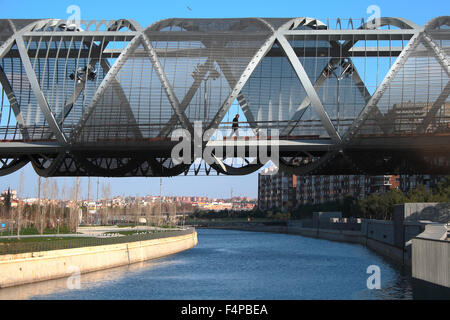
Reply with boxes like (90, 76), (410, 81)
(0, 226), (181, 239)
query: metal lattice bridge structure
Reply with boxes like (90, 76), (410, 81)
(0, 16), (449, 177)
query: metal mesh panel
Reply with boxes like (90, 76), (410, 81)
(0, 20), (16, 46)
(259, 18), (294, 30)
(360, 42), (449, 135)
(0, 20), (38, 46)
(144, 18), (273, 130)
(77, 82), (138, 142)
(26, 38), (109, 137)
(315, 70), (367, 136)
(241, 54), (308, 131)
(1, 43), (52, 139)
(0, 17), (449, 177)
(286, 36), (333, 137)
(115, 42), (175, 139)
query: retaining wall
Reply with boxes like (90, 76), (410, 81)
(204, 223), (407, 266)
(0, 230), (198, 288)
(411, 225), (450, 298)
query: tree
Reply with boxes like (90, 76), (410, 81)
(101, 181), (111, 225)
(68, 177), (80, 232)
(16, 170), (25, 239)
(4, 188), (11, 218)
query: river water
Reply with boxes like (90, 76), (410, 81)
(1, 229), (413, 300)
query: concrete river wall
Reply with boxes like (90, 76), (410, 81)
(200, 223), (406, 265)
(0, 229), (198, 288)
(197, 218), (449, 298)
(411, 225), (450, 299)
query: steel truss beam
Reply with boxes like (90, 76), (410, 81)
(277, 33), (341, 143)
(0, 156), (29, 176)
(30, 152), (66, 177)
(0, 16), (448, 177)
(5, 46), (413, 59)
(283, 29), (417, 40)
(282, 18), (420, 137)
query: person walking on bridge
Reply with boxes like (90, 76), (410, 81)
(229, 114), (239, 138)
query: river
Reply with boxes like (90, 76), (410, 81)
(1, 229), (413, 300)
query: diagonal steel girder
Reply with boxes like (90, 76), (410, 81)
(341, 32), (424, 144)
(281, 18), (421, 137)
(213, 53), (260, 134)
(420, 32), (450, 77)
(281, 36), (388, 136)
(140, 32), (194, 133)
(55, 40), (106, 126)
(55, 20), (143, 139)
(205, 33), (278, 132)
(55, 43), (143, 140)
(157, 19), (264, 138)
(417, 81), (450, 133)
(0, 64), (30, 140)
(415, 31), (450, 133)
(69, 33), (145, 142)
(15, 35), (67, 144)
(276, 33), (341, 143)
(158, 56), (214, 137)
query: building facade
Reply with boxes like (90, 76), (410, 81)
(257, 170), (440, 210)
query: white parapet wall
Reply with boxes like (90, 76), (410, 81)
(0, 230), (198, 288)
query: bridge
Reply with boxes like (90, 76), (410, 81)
(0, 16), (448, 177)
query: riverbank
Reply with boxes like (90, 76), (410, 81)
(0, 228), (198, 288)
(195, 222), (407, 266)
(197, 221), (450, 298)
(4, 229), (413, 300)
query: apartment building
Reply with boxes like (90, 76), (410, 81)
(258, 170), (402, 210)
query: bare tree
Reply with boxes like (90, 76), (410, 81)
(145, 201), (153, 227)
(17, 170), (24, 239)
(60, 184), (66, 234)
(133, 194), (140, 226)
(49, 179), (59, 230)
(101, 181), (111, 225)
(68, 177), (80, 232)
(41, 178), (49, 234)
(36, 176), (43, 235)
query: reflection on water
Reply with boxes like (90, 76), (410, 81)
(1, 229), (413, 300)
(0, 258), (182, 300)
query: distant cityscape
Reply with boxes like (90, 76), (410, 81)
(0, 190), (257, 213)
(2, 172), (442, 214)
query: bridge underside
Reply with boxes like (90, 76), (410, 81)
(0, 17), (449, 177)
(0, 135), (448, 177)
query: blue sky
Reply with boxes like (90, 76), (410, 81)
(0, 0), (448, 199)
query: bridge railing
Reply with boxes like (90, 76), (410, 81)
(1, 118), (449, 144)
